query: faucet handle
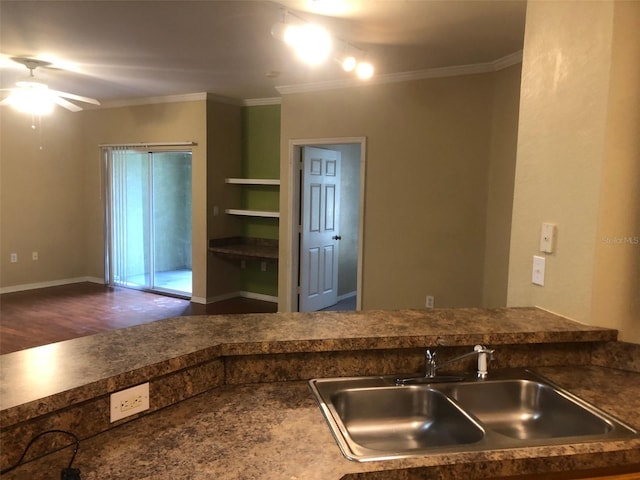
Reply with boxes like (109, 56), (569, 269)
(474, 344), (495, 379)
(474, 344), (495, 358)
(425, 336), (447, 359)
(424, 347), (439, 378)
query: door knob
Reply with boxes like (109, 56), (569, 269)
(332, 235), (342, 240)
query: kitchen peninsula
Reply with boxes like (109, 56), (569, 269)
(1, 307), (639, 479)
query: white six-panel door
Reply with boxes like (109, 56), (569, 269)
(300, 146), (341, 311)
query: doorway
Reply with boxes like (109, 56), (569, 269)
(103, 148), (193, 297)
(287, 137), (366, 312)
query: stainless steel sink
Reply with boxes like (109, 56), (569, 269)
(439, 379), (612, 440)
(309, 369), (639, 462)
(331, 386), (484, 454)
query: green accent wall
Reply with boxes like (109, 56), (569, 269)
(240, 104), (280, 297)
(242, 105), (281, 178)
(241, 261), (279, 297)
(241, 104), (280, 240)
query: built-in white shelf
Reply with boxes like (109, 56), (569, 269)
(225, 178), (280, 186)
(225, 178), (280, 219)
(225, 209), (280, 218)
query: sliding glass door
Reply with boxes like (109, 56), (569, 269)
(104, 148), (192, 297)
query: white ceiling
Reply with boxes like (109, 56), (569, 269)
(0, 0), (526, 104)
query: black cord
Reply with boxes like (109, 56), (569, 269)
(0, 429), (80, 476)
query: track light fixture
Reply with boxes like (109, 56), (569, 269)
(335, 44), (374, 79)
(355, 61), (374, 80)
(272, 10), (374, 79)
(340, 55), (357, 72)
(290, 23), (333, 66)
(272, 17), (332, 66)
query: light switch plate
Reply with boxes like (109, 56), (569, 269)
(532, 255), (545, 286)
(540, 223), (557, 253)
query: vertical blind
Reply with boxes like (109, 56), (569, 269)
(104, 146), (138, 288)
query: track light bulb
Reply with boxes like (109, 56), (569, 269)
(271, 22), (300, 46)
(341, 56), (357, 72)
(356, 61), (374, 80)
(292, 24), (332, 66)
(283, 24), (300, 46)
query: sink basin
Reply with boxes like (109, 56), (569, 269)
(309, 369), (639, 462)
(331, 386), (484, 454)
(439, 379), (612, 440)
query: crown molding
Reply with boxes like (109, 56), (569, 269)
(492, 50), (523, 70)
(206, 93), (245, 106)
(100, 92), (208, 109)
(97, 92), (280, 109)
(243, 97), (282, 106)
(99, 91), (246, 109)
(276, 50), (524, 96)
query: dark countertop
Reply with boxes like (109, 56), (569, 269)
(0, 307), (618, 426)
(208, 236), (278, 261)
(1, 307), (638, 479)
(2, 365), (639, 479)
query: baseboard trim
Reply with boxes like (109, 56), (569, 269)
(238, 291), (278, 304)
(203, 291), (278, 305)
(338, 291), (357, 302)
(0, 277), (104, 295)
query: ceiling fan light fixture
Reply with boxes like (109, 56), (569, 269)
(1, 56), (100, 114)
(7, 81), (55, 115)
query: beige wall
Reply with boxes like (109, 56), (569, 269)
(482, 65), (521, 307)
(507, 0), (640, 343)
(591, 1), (640, 343)
(1, 100), (211, 300)
(279, 70), (520, 311)
(205, 100), (243, 300)
(1, 109), (87, 286)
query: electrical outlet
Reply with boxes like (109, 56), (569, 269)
(425, 295), (435, 309)
(10, 253), (17, 263)
(110, 383), (150, 422)
(32, 251), (38, 261)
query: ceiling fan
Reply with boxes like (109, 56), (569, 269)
(0, 57), (100, 114)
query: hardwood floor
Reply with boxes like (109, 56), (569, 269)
(0, 282), (277, 354)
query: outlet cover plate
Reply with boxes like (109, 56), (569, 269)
(110, 383), (150, 422)
(425, 295), (435, 309)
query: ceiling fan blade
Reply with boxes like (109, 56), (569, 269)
(9, 56), (53, 70)
(54, 96), (83, 112)
(50, 89), (100, 106)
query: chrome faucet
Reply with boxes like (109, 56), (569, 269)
(424, 344), (495, 379)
